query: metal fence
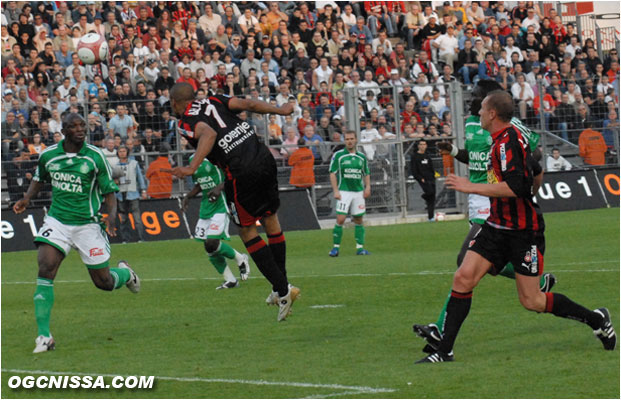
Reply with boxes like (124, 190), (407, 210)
(3, 82), (618, 220)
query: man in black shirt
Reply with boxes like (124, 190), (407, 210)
(410, 140), (437, 221)
(166, 83), (299, 322)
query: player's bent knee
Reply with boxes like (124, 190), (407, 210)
(518, 292), (546, 312)
(453, 267), (478, 292)
(204, 239), (220, 253)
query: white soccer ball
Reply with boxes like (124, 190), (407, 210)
(77, 33), (108, 65)
(435, 212), (446, 221)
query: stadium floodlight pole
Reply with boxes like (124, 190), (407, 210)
(449, 81), (467, 216)
(595, 26), (604, 62)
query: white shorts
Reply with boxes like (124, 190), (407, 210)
(336, 190), (366, 216)
(194, 213), (230, 241)
(34, 215), (111, 268)
(468, 194), (490, 224)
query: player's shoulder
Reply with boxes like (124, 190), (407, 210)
(332, 148), (347, 158)
(354, 151), (368, 160)
(84, 143), (107, 160)
(38, 143), (62, 160)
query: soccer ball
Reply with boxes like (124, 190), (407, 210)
(435, 212), (446, 221)
(77, 33), (108, 64)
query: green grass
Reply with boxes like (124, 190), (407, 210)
(1, 208), (619, 398)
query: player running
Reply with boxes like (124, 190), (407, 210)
(413, 80), (556, 353)
(328, 131), (371, 256)
(182, 156), (250, 289)
(13, 113), (140, 353)
(416, 91), (615, 363)
(166, 83), (298, 321)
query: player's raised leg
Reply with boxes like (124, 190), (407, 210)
(516, 274), (616, 350)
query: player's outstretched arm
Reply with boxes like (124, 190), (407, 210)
(12, 180), (44, 214)
(437, 142), (468, 164)
(228, 97), (294, 116)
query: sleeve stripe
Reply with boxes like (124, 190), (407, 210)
(87, 144), (112, 177)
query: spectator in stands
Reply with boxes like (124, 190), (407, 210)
(302, 124), (324, 164)
(146, 143), (173, 199)
(546, 148), (572, 171)
(434, 24), (459, 69)
(602, 110), (619, 150)
(108, 104), (137, 139)
(555, 93), (577, 141)
(288, 138), (315, 189)
(7, 148), (36, 202)
(1, 111), (22, 155)
(113, 145), (147, 243)
(579, 123), (608, 166)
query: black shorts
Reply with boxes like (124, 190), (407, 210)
(225, 156), (280, 227)
(468, 224), (545, 277)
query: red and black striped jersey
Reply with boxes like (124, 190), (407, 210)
(178, 95), (271, 178)
(486, 125), (545, 231)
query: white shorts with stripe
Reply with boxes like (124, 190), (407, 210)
(194, 213), (230, 241)
(468, 194), (490, 224)
(336, 190), (366, 216)
(34, 215), (111, 268)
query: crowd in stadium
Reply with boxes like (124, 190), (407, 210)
(1, 1), (620, 204)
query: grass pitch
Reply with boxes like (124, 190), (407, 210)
(1, 208), (619, 398)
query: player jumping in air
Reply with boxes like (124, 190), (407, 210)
(329, 131), (372, 256)
(413, 80), (556, 354)
(416, 90), (615, 363)
(166, 83), (299, 321)
(182, 156), (250, 289)
(13, 113), (140, 353)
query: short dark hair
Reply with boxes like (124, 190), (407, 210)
(485, 90), (513, 122)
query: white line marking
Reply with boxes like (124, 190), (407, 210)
(1, 261), (618, 285)
(0, 368), (395, 396)
(309, 304), (345, 309)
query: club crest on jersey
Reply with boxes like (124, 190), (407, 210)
(468, 239), (476, 247)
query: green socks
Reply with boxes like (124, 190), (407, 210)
(354, 224), (365, 248)
(332, 224), (365, 249)
(332, 224), (343, 247)
(209, 254), (227, 274)
(109, 267), (131, 289)
(208, 242), (238, 279)
(34, 278), (54, 337)
(216, 242), (236, 259)
(435, 291), (451, 333)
